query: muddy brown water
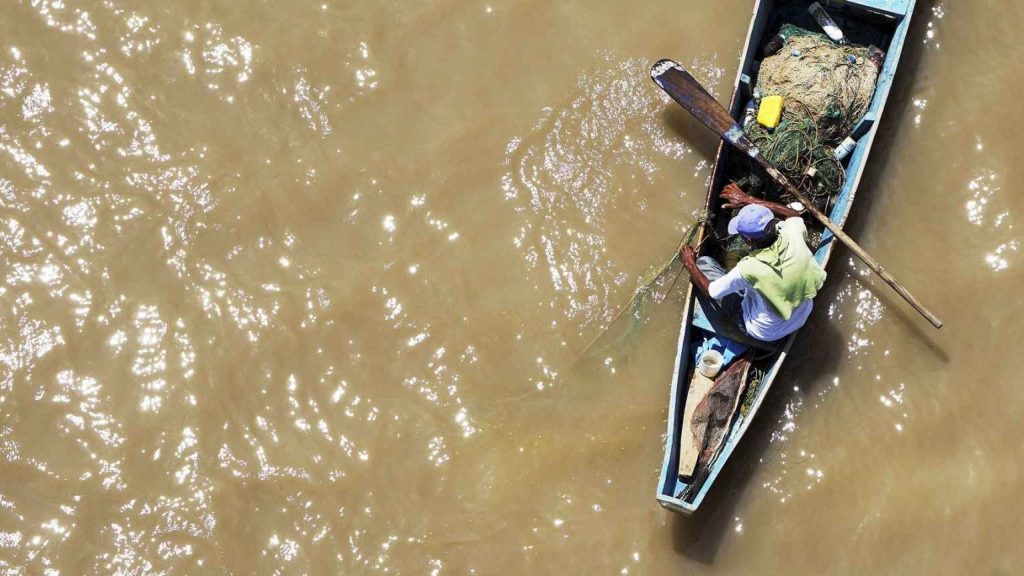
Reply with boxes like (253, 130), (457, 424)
(1, 0), (1023, 574)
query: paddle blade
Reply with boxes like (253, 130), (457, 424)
(650, 59), (754, 154)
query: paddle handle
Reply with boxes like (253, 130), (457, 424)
(752, 155), (944, 329)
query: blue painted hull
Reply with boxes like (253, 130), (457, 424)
(657, 0), (917, 515)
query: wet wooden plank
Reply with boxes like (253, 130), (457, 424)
(677, 370), (716, 479)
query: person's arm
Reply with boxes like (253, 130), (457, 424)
(680, 246), (711, 298)
(720, 183), (801, 219)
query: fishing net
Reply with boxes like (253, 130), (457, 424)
(739, 366), (766, 417)
(758, 24), (879, 143)
(575, 212), (713, 364)
(721, 234), (752, 270)
(720, 24), (878, 265)
(740, 102), (846, 204)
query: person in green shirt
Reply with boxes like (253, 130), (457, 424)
(680, 183), (827, 342)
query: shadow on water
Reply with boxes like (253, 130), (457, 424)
(666, 1), (937, 563)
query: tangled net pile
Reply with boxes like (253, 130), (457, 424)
(727, 24), (879, 211)
(758, 24), (879, 142)
(738, 103), (846, 203)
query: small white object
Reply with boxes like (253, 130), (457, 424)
(698, 350), (724, 378)
(808, 2), (847, 44)
(743, 99), (757, 129)
(834, 136), (857, 160)
(787, 201), (806, 213)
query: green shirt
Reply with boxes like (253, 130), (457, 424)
(734, 218), (827, 320)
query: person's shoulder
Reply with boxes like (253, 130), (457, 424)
(780, 216), (807, 239)
(782, 216), (806, 230)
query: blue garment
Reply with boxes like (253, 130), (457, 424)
(692, 335), (747, 368)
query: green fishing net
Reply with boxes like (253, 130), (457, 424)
(735, 104), (846, 206)
(759, 24), (879, 143)
(721, 24), (878, 265)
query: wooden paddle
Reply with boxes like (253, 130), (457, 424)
(651, 59), (943, 329)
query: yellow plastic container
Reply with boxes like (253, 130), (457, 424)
(757, 95), (784, 129)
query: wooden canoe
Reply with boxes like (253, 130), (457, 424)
(656, 0), (917, 515)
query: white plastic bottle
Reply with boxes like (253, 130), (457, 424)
(808, 2), (847, 45)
